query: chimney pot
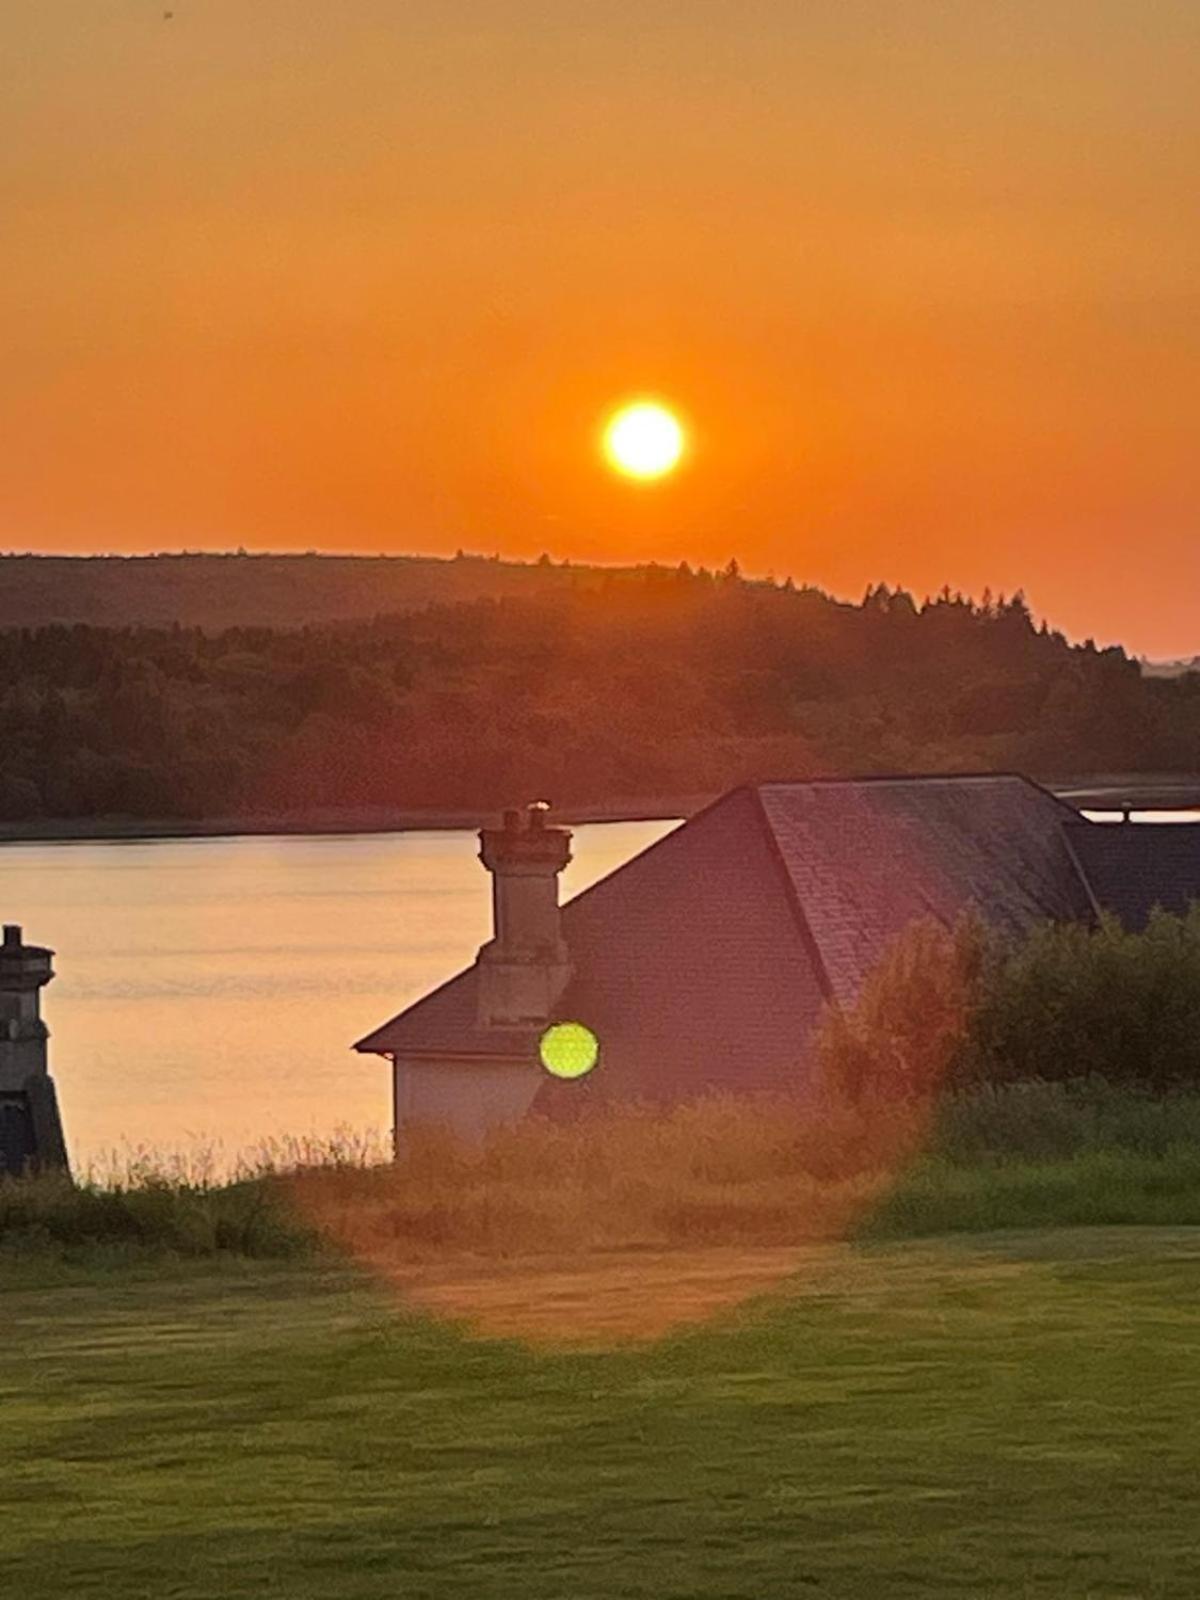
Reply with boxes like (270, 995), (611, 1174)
(2, 925), (20, 950)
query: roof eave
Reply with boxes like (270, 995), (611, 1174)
(354, 1042), (538, 1064)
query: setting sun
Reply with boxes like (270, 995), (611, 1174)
(602, 400), (686, 481)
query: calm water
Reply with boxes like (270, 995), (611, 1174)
(0, 821), (676, 1171)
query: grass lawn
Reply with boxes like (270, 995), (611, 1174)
(4, 1229), (1200, 1598)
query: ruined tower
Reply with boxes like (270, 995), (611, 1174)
(0, 924), (69, 1176)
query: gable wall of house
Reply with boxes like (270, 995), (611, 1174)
(392, 1055), (540, 1145)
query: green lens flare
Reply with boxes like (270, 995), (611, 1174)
(539, 1021), (600, 1080)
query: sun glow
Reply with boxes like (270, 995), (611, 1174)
(602, 400), (686, 480)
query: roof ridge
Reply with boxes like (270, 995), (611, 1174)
(749, 787), (835, 1004)
(1058, 819), (1103, 921)
(756, 770), (1039, 790)
(754, 771), (1083, 819)
(554, 786), (746, 915)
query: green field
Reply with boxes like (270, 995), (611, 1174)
(4, 1230), (1200, 1598)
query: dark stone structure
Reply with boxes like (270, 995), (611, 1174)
(0, 924), (69, 1176)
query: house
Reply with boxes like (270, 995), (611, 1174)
(354, 776), (1200, 1142)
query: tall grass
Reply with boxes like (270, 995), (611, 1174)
(0, 1171), (311, 1264)
(865, 1149), (1200, 1239)
(861, 1079), (1200, 1239)
(932, 1077), (1200, 1162)
(284, 1094), (922, 1265)
(6, 1082), (1200, 1267)
(0, 1131), (383, 1265)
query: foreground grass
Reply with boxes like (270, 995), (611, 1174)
(3, 1230), (1200, 1598)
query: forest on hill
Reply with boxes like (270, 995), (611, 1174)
(1, 564), (1198, 823)
(0, 551), (623, 630)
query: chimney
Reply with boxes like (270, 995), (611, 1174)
(476, 803), (572, 1027)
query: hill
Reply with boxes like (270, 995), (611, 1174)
(0, 551), (625, 630)
(1, 566), (1199, 827)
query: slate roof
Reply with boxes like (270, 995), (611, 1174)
(355, 774), (1103, 1104)
(758, 776), (1091, 1004)
(1065, 820), (1200, 931)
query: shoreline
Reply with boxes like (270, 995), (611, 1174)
(0, 795), (714, 846)
(1, 777), (1197, 846)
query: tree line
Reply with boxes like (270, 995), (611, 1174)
(1, 564), (1197, 822)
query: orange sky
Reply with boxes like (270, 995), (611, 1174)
(4, 1), (1199, 655)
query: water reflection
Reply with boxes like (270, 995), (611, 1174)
(1081, 810), (1200, 824)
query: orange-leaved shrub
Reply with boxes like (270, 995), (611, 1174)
(814, 916), (986, 1103)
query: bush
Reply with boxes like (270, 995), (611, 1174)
(965, 907), (1200, 1090)
(816, 906), (1200, 1100)
(815, 915), (986, 1101)
(0, 1170), (312, 1262)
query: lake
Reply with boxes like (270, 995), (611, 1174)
(1, 821), (676, 1172)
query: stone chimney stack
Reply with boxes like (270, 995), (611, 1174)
(0, 925), (69, 1174)
(476, 803), (573, 1028)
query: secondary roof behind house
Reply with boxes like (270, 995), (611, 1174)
(1065, 820), (1200, 931)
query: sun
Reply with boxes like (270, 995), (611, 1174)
(602, 400), (686, 481)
